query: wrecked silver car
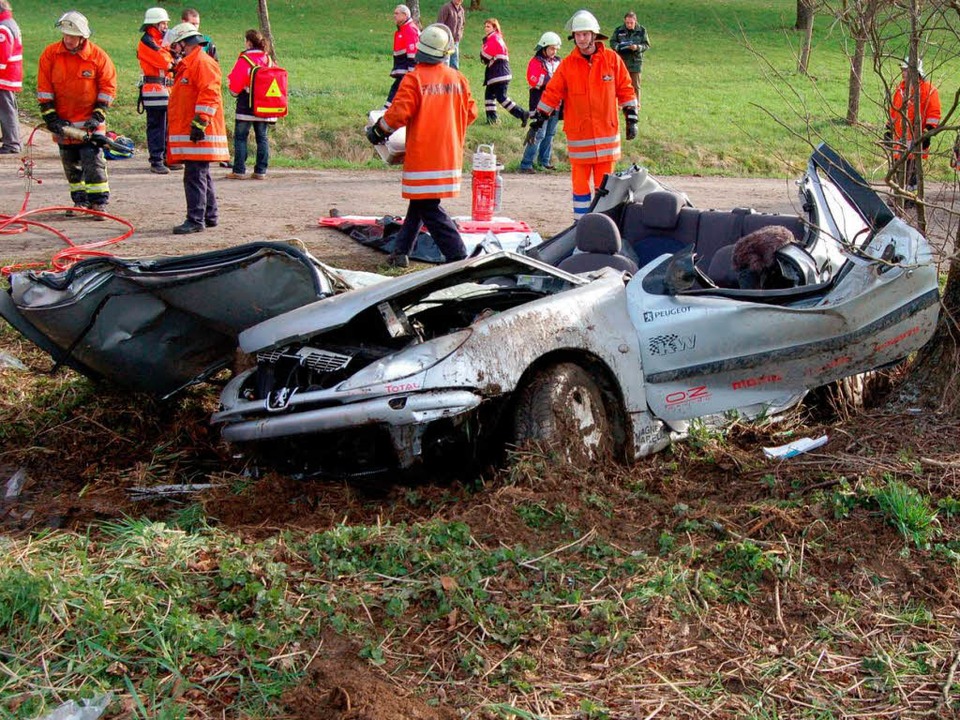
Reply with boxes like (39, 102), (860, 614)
(213, 145), (940, 476)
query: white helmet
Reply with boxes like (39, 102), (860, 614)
(56, 11), (91, 39)
(142, 7), (170, 26)
(167, 22), (203, 45)
(537, 31), (562, 49)
(901, 56), (925, 77)
(566, 10), (607, 40)
(417, 23), (453, 59)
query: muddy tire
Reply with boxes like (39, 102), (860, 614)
(513, 362), (615, 465)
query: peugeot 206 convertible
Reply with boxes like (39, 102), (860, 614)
(212, 145), (940, 477)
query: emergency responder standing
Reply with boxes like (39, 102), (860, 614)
(611, 11), (649, 102)
(519, 32), (561, 173)
(225, 29), (274, 180)
(166, 21), (228, 234)
(366, 23), (478, 268)
(385, 4), (419, 109)
(0, 0), (23, 155)
(37, 11), (117, 215)
(480, 18), (527, 125)
(888, 56), (940, 194)
(527, 10), (637, 219)
(137, 7), (176, 174)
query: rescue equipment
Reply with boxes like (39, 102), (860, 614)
(471, 144), (498, 221)
(243, 55), (288, 118)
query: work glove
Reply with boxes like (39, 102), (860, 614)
(365, 121), (389, 145)
(921, 124), (936, 151)
(189, 115), (207, 143)
(623, 106), (638, 141)
(84, 107), (106, 132)
(525, 111), (546, 146)
(44, 114), (67, 135)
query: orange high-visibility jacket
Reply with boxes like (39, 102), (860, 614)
(36, 39), (117, 145)
(137, 26), (174, 109)
(381, 62), (478, 199)
(167, 46), (228, 163)
(537, 42), (636, 165)
(890, 78), (941, 160)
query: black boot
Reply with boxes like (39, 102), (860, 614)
(485, 111), (500, 125)
(510, 106), (529, 127)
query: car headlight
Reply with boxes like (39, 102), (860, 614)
(337, 330), (471, 391)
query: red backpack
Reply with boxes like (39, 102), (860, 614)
(243, 55), (288, 118)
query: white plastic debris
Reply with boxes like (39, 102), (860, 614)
(0, 351), (27, 370)
(33, 693), (113, 720)
(762, 435), (829, 459)
(4, 467), (28, 500)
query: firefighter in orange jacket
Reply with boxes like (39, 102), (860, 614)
(166, 22), (228, 234)
(527, 10), (637, 219)
(37, 11), (117, 214)
(137, 7), (176, 174)
(367, 23), (478, 268)
(887, 57), (941, 192)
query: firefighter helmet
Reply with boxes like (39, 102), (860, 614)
(167, 22), (203, 46)
(901, 56), (925, 77)
(566, 10), (607, 40)
(537, 32), (562, 49)
(56, 11), (91, 39)
(417, 23), (453, 60)
(142, 7), (170, 26)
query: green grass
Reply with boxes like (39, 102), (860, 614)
(11, 1), (960, 177)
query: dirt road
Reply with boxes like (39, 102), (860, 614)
(0, 136), (808, 272)
(2, 130), (953, 272)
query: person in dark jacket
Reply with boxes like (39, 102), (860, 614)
(480, 18), (527, 125)
(611, 11), (649, 101)
(225, 29), (274, 180)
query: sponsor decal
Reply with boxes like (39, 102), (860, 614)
(664, 385), (710, 407)
(648, 334), (696, 356)
(732, 373), (782, 390)
(385, 382), (420, 393)
(874, 325), (920, 352)
(602, 74), (613, 82)
(807, 355), (852, 376)
(643, 306), (691, 323)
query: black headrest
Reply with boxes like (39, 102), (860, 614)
(641, 191), (683, 230)
(576, 213), (622, 255)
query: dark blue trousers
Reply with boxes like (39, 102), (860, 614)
(393, 198), (466, 262)
(145, 106), (167, 166)
(183, 161), (218, 225)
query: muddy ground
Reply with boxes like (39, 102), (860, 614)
(3, 128), (960, 720)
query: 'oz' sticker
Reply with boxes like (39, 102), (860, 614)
(664, 385), (710, 407)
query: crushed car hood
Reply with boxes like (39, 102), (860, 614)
(238, 251), (583, 352)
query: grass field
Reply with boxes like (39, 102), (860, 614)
(11, 1), (960, 177)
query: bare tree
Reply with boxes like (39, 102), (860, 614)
(408, 0), (420, 25)
(797, 0), (815, 74)
(257, 0), (276, 61)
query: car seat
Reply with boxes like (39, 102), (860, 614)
(556, 213), (639, 275)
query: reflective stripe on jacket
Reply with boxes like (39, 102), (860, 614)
(481, 31), (511, 86)
(526, 52), (559, 110)
(137, 27), (173, 108)
(381, 62), (478, 199)
(37, 39), (117, 144)
(0, 11), (23, 92)
(227, 49), (277, 123)
(890, 78), (941, 160)
(167, 47), (228, 163)
(538, 42), (636, 165)
(391, 20), (419, 78)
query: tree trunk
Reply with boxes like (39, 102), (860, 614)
(796, 0), (815, 31)
(797, 2), (814, 74)
(257, 0), (276, 61)
(898, 252), (960, 415)
(845, 35), (865, 124)
(408, 0), (420, 25)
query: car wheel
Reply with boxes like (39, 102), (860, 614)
(513, 362), (616, 465)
